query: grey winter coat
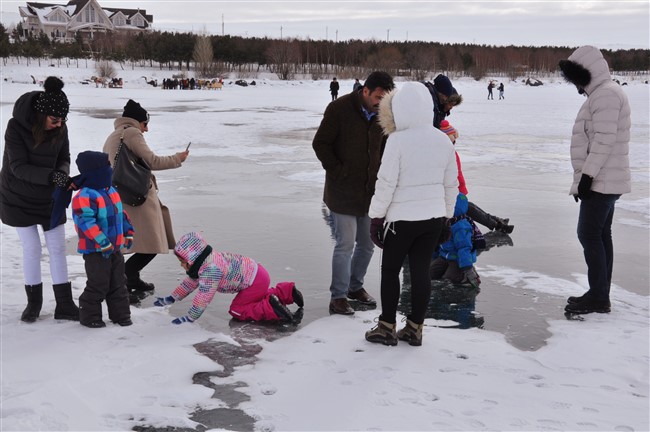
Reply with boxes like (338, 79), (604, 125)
(0, 91), (70, 230)
(561, 45), (631, 196)
(103, 118), (183, 254)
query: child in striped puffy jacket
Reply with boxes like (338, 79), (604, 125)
(154, 231), (303, 324)
(71, 151), (134, 328)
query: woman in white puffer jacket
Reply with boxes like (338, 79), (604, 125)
(364, 82), (458, 347)
(559, 45), (631, 315)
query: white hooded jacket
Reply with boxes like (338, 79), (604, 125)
(368, 82), (458, 222)
(563, 45), (631, 195)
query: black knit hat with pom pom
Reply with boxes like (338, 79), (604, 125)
(34, 76), (70, 118)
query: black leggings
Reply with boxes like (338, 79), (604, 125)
(467, 201), (497, 230)
(124, 253), (156, 279)
(379, 218), (443, 325)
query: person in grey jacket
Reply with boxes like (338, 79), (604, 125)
(559, 45), (631, 314)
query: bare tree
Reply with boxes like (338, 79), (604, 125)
(193, 33), (214, 78)
(266, 39), (300, 80)
(95, 60), (116, 79)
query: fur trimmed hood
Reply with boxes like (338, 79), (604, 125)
(378, 82), (434, 136)
(559, 45), (611, 95)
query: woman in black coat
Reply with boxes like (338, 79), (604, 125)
(0, 76), (80, 323)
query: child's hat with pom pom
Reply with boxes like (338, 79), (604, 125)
(34, 76), (69, 118)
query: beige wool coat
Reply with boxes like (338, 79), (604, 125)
(103, 117), (183, 254)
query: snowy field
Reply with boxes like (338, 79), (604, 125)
(1, 61), (649, 431)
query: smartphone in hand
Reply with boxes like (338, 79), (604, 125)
(185, 141), (192, 151)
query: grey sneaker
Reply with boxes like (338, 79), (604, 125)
(365, 320), (397, 346)
(396, 318), (424, 346)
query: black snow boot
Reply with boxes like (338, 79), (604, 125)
(53, 282), (80, 321)
(21, 283), (43, 323)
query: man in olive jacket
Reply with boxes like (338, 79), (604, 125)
(313, 71), (394, 315)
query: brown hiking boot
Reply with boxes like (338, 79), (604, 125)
(347, 288), (376, 305)
(365, 320), (398, 346)
(397, 318), (424, 346)
(329, 298), (354, 315)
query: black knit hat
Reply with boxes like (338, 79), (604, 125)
(433, 74), (454, 97)
(122, 99), (149, 123)
(34, 77), (69, 117)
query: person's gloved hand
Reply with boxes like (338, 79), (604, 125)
(154, 296), (175, 307)
(369, 217), (385, 249)
(438, 218), (452, 244)
(124, 235), (133, 249)
(172, 315), (194, 325)
(100, 243), (114, 258)
(49, 170), (74, 189)
(577, 174), (593, 201)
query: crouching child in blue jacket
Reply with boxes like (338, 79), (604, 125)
(430, 193), (481, 288)
(71, 151), (134, 328)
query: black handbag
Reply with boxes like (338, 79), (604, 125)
(112, 131), (151, 206)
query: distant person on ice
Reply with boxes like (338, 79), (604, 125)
(487, 81), (494, 99)
(154, 231), (304, 324)
(329, 77), (340, 101)
(498, 82), (505, 99)
(559, 46), (631, 315)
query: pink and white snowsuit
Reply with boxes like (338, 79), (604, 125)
(171, 231), (296, 321)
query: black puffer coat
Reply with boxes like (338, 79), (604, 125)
(0, 91), (70, 230)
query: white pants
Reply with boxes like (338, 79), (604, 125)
(15, 224), (68, 286)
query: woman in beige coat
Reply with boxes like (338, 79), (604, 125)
(103, 99), (188, 293)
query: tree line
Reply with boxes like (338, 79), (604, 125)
(1, 23), (648, 81)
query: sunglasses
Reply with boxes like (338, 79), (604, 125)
(48, 116), (67, 125)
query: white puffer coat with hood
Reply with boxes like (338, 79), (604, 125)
(368, 82), (458, 222)
(560, 45), (631, 196)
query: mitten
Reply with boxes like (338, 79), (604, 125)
(49, 170), (73, 189)
(172, 315), (194, 325)
(577, 174), (593, 200)
(369, 217), (385, 249)
(100, 243), (114, 258)
(124, 236), (133, 249)
(154, 296), (175, 307)
(438, 218), (452, 244)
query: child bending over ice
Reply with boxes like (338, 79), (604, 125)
(154, 231), (303, 324)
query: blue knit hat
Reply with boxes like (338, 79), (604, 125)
(76, 151), (109, 174)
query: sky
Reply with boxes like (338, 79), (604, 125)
(1, 0), (649, 50)
(1, 59), (649, 431)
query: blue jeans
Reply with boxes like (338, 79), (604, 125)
(577, 192), (620, 301)
(329, 211), (374, 299)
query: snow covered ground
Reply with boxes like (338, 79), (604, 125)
(1, 61), (649, 431)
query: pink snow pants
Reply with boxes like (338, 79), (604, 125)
(228, 264), (296, 321)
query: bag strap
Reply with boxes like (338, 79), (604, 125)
(114, 127), (128, 166)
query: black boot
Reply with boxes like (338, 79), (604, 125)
(126, 275), (155, 292)
(21, 283), (43, 323)
(53, 282), (80, 321)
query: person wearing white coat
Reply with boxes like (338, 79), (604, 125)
(559, 45), (631, 315)
(365, 82), (458, 346)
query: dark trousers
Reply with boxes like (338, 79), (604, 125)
(124, 253), (156, 279)
(467, 201), (497, 230)
(577, 192), (620, 301)
(79, 252), (130, 325)
(380, 218), (443, 325)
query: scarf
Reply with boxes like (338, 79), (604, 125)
(186, 245), (213, 279)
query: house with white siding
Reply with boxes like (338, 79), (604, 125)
(18, 0), (153, 42)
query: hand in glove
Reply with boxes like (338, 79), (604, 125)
(124, 236), (133, 249)
(154, 296), (175, 307)
(576, 174), (593, 201)
(49, 170), (74, 190)
(100, 243), (114, 258)
(172, 315), (194, 325)
(369, 217), (385, 249)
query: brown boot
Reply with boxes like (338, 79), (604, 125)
(397, 318), (424, 346)
(329, 298), (354, 315)
(365, 320), (397, 346)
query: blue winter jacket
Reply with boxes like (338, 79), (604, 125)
(437, 194), (476, 269)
